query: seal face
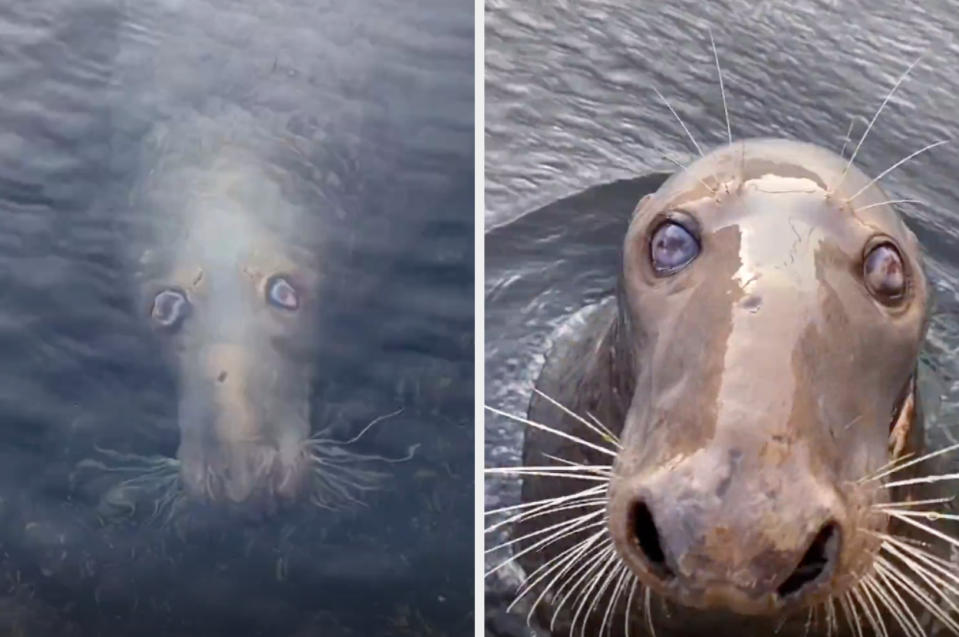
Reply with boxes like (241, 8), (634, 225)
(512, 138), (943, 635)
(611, 137), (927, 611)
(136, 143), (325, 513)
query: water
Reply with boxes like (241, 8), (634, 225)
(484, 1), (959, 633)
(0, 1), (473, 636)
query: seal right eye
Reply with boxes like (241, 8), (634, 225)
(152, 289), (189, 329)
(863, 242), (906, 303)
(266, 275), (299, 311)
(650, 221), (700, 275)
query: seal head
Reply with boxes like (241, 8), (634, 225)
(606, 138), (929, 614)
(135, 133), (327, 514)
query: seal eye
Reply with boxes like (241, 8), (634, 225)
(266, 275), (299, 311)
(863, 243), (906, 302)
(152, 289), (189, 329)
(650, 221), (700, 274)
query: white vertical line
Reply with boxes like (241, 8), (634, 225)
(473, 0), (485, 634)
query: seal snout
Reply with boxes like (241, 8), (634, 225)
(609, 464), (845, 614)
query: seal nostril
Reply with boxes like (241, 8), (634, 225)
(630, 502), (673, 577)
(777, 522), (840, 598)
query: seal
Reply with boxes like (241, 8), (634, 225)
(110, 113), (395, 516)
(490, 136), (959, 637)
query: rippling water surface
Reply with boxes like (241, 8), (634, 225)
(485, 2), (959, 633)
(0, 1), (473, 635)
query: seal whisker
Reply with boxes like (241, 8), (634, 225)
(515, 529), (609, 616)
(490, 498), (607, 535)
(852, 578), (889, 637)
(643, 586), (657, 637)
(839, 117), (858, 159)
(487, 516), (607, 578)
(486, 468), (610, 481)
(585, 412), (619, 446)
(549, 545), (616, 631)
(624, 577), (638, 637)
(884, 510), (959, 557)
(586, 562), (626, 637)
(884, 470), (959, 489)
(826, 597), (839, 637)
(876, 534), (959, 602)
(862, 573), (912, 637)
(853, 199), (926, 213)
(309, 407), (404, 446)
(874, 555), (959, 633)
(864, 440), (959, 483)
(539, 539), (614, 627)
(872, 496), (955, 509)
(485, 404), (619, 458)
(571, 550), (620, 637)
(871, 561), (926, 637)
(832, 53), (925, 194)
(839, 591), (864, 637)
(706, 27), (732, 146)
(847, 139), (949, 202)
(651, 87), (705, 158)
(602, 567), (631, 637)
(660, 154), (717, 194)
(485, 484), (607, 525)
(309, 462), (387, 492)
(485, 509), (606, 555)
(541, 453), (613, 471)
(800, 606), (814, 637)
(533, 390), (622, 448)
(487, 464), (612, 475)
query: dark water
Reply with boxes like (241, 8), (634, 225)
(484, 1), (959, 633)
(0, 1), (473, 636)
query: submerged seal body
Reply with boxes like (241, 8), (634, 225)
(515, 138), (954, 636)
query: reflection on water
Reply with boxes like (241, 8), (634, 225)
(485, 2), (959, 634)
(0, 1), (473, 635)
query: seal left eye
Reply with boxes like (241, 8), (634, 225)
(864, 243), (906, 302)
(152, 289), (189, 329)
(266, 275), (299, 311)
(650, 221), (700, 275)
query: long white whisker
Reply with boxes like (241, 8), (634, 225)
(872, 560), (926, 637)
(865, 441), (959, 482)
(707, 27), (731, 145)
(624, 578), (638, 637)
(848, 139), (949, 202)
(872, 496), (955, 510)
(644, 586), (657, 637)
(878, 533), (959, 600)
(652, 87), (705, 158)
(533, 390), (622, 449)
(572, 552), (620, 637)
(485, 405), (619, 458)
(834, 53), (925, 193)
(314, 407), (403, 446)
(850, 584), (885, 637)
(485, 468), (610, 482)
(840, 117), (857, 159)
(550, 545), (616, 631)
(854, 198), (926, 213)
(485, 484), (607, 530)
(485, 508), (605, 554)
(862, 573), (918, 637)
(486, 516), (605, 577)
(875, 556), (959, 633)
(514, 530), (608, 617)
